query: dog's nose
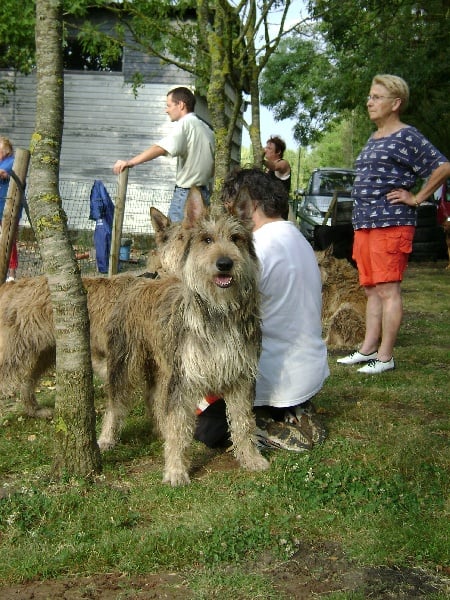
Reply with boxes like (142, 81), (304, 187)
(216, 256), (233, 272)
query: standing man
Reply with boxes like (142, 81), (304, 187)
(113, 87), (215, 222)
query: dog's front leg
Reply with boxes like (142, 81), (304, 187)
(159, 387), (195, 486)
(98, 394), (131, 451)
(225, 384), (270, 472)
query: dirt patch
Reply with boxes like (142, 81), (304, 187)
(264, 541), (450, 599)
(1, 542), (448, 599)
(0, 573), (189, 599)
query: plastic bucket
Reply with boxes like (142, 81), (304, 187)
(119, 238), (132, 261)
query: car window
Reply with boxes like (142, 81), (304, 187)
(308, 171), (355, 196)
(319, 173), (354, 194)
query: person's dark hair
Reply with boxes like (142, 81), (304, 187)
(168, 87), (196, 112)
(267, 135), (286, 158)
(221, 167), (289, 220)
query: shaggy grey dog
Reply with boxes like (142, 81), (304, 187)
(98, 187), (269, 485)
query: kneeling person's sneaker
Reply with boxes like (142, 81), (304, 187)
(337, 350), (378, 365)
(357, 357), (395, 374)
(285, 401), (327, 445)
(255, 417), (313, 452)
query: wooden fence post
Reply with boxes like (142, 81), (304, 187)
(0, 148), (30, 283)
(108, 169), (129, 276)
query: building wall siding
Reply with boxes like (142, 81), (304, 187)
(0, 69), (192, 190)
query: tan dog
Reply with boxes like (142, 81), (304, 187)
(0, 273), (137, 417)
(98, 188), (269, 485)
(0, 208), (169, 417)
(316, 247), (366, 349)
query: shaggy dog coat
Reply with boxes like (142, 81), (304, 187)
(98, 188), (269, 484)
(316, 247), (366, 349)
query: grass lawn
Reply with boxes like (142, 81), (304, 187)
(0, 260), (449, 599)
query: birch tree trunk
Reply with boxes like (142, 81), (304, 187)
(26, 0), (101, 477)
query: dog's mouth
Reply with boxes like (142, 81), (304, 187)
(214, 274), (233, 288)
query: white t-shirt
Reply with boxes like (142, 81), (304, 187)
(157, 113), (215, 188)
(253, 221), (329, 407)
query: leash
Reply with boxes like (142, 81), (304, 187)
(9, 169), (32, 226)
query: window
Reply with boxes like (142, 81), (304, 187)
(63, 38), (122, 72)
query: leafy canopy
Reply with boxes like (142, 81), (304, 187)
(261, 0), (450, 154)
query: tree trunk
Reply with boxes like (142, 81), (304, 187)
(27, 0), (101, 478)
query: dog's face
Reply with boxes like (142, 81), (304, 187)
(151, 187), (259, 311)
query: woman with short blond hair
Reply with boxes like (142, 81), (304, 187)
(337, 75), (450, 374)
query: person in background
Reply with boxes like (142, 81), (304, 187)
(337, 74), (450, 374)
(113, 86), (215, 222)
(195, 167), (329, 452)
(0, 136), (18, 282)
(263, 135), (291, 196)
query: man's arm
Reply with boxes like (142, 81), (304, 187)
(113, 144), (167, 174)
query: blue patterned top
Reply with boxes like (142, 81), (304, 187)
(352, 126), (448, 229)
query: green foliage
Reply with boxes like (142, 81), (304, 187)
(262, 0), (450, 154)
(0, 0), (35, 86)
(260, 31), (341, 146)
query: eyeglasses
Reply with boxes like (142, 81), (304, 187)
(366, 95), (397, 102)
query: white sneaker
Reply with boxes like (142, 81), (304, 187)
(357, 358), (395, 374)
(5, 276), (15, 283)
(337, 350), (377, 365)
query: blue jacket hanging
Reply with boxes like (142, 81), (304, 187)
(89, 180), (115, 273)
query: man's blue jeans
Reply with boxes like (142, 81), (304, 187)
(168, 185), (211, 222)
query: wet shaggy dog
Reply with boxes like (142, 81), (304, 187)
(0, 272), (137, 416)
(98, 188), (269, 485)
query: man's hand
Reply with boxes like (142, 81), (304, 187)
(112, 160), (131, 175)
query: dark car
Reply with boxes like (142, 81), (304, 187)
(296, 168), (356, 244)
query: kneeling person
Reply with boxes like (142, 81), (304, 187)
(195, 168), (329, 451)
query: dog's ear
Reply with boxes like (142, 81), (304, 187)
(228, 186), (254, 224)
(324, 243), (334, 258)
(150, 207), (171, 234)
(183, 186), (207, 228)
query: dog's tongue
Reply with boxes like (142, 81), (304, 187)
(215, 274), (233, 288)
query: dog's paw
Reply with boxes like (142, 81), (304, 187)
(244, 453), (270, 472)
(22, 406), (54, 420)
(97, 437), (116, 452)
(237, 449), (270, 472)
(162, 469), (191, 486)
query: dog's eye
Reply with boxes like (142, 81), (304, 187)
(231, 234), (241, 244)
(203, 236), (213, 244)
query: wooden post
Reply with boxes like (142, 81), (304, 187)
(322, 190), (339, 226)
(108, 169), (129, 276)
(0, 148), (30, 283)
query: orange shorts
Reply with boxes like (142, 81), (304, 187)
(352, 226), (414, 286)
